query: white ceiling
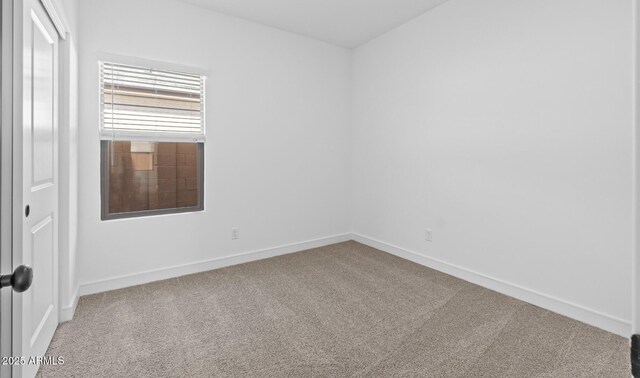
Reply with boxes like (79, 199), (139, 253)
(175, 0), (450, 48)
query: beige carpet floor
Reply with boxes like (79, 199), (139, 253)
(39, 241), (629, 377)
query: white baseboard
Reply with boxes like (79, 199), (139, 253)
(76, 231), (630, 338)
(352, 233), (631, 338)
(59, 285), (79, 322)
(79, 233), (352, 297)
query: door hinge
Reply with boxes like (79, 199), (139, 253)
(632, 335), (640, 377)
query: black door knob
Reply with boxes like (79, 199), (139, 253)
(0, 265), (33, 293)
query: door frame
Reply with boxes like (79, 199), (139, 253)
(634, 0), (640, 337)
(1, 0), (15, 377)
(631, 1), (640, 377)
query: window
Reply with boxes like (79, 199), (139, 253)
(100, 61), (205, 220)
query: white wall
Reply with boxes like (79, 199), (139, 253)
(74, 0), (635, 337)
(77, 0), (352, 290)
(352, 0), (634, 336)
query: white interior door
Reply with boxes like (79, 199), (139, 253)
(13, 0), (59, 377)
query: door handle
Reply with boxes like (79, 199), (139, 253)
(0, 265), (33, 293)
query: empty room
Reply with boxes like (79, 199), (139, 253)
(0, 0), (639, 377)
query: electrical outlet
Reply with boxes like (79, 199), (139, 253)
(425, 229), (433, 242)
(231, 227), (240, 240)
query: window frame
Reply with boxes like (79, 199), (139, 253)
(100, 141), (205, 221)
(97, 56), (208, 221)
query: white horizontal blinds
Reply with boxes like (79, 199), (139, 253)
(100, 62), (205, 142)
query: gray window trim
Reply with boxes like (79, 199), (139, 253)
(100, 141), (204, 221)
